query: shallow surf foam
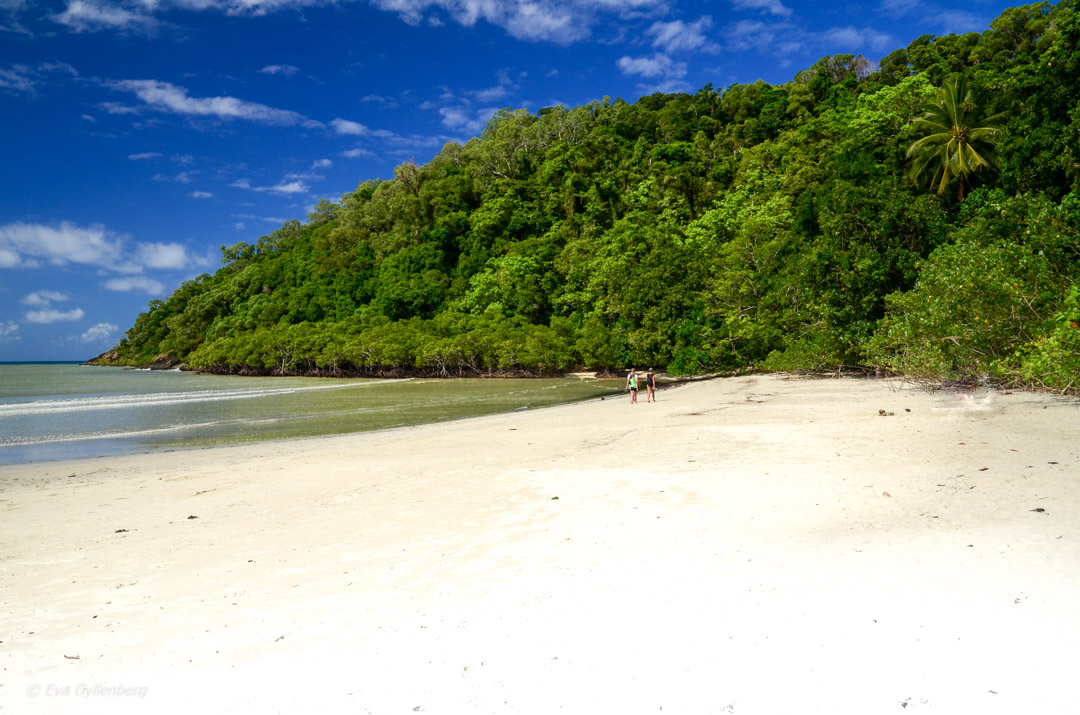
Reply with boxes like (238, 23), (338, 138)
(0, 379), (410, 417)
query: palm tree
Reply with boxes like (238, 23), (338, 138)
(906, 76), (1006, 200)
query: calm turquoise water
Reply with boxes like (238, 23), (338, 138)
(0, 364), (622, 465)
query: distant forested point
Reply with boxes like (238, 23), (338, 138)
(96, 1), (1080, 392)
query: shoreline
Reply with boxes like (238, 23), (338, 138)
(0, 371), (628, 468)
(4, 375), (1080, 714)
(2, 384), (629, 475)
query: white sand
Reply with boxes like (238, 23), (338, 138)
(3, 374), (1079, 714)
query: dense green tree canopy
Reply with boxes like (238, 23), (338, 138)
(99, 1), (1080, 392)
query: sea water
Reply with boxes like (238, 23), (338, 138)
(0, 363), (622, 465)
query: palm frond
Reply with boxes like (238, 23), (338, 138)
(905, 76), (1005, 200)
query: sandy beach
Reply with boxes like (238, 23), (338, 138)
(3, 374), (1079, 714)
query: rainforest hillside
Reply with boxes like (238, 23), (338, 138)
(99, 1), (1080, 391)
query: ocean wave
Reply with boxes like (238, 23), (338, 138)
(0, 378), (411, 418)
(0, 402), (416, 448)
(0, 420), (233, 447)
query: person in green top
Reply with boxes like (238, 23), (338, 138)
(625, 367), (638, 404)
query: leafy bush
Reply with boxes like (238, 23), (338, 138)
(865, 238), (1054, 382)
(1009, 284), (1080, 392)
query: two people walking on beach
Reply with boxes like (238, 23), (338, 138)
(626, 368), (656, 404)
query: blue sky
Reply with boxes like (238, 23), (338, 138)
(1, 0), (1021, 360)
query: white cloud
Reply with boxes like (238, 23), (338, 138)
(137, 242), (190, 269)
(933, 10), (987, 34)
(105, 79), (321, 127)
(419, 71), (520, 135)
(647, 16), (716, 54)
(259, 64), (299, 77)
(103, 276), (165, 293)
(331, 117), (410, 154)
(342, 148), (376, 159)
(50, 0), (157, 33)
(0, 61), (78, 95)
(21, 290), (69, 307)
(39, 61), (79, 75)
(369, 0), (664, 43)
(99, 100), (141, 115)
(0, 220), (198, 274)
(501, 4), (577, 41)
(723, 18), (892, 58)
(152, 171), (195, 183)
(0, 248), (31, 268)
(881, 0), (918, 17)
(471, 84), (510, 103)
(724, 19), (782, 51)
(189, 190), (214, 198)
(230, 179), (309, 195)
(731, 0), (792, 18)
(25, 307), (85, 324)
(0, 64), (37, 94)
(81, 322), (118, 342)
(312, 158), (332, 169)
(128, 151), (163, 160)
(44, 0), (665, 45)
(438, 105), (497, 135)
(266, 180), (308, 194)
(361, 94), (397, 108)
(616, 53), (686, 80)
(0, 221), (132, 272)
(469, 69), (518, 103)
(331, 118), (370, 136)
(616, 52), (690, 93)
(0, 321), (18, 337)
(172, 153), (195, 165)
(370, 127), (403, 140)
(0, 0), (30, 35)
(823, 26), (893, 53)
(232, 212), (287, 223)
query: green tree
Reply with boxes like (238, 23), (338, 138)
(98, 1), (1080, 393)
(905, 76), (1006, 199)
